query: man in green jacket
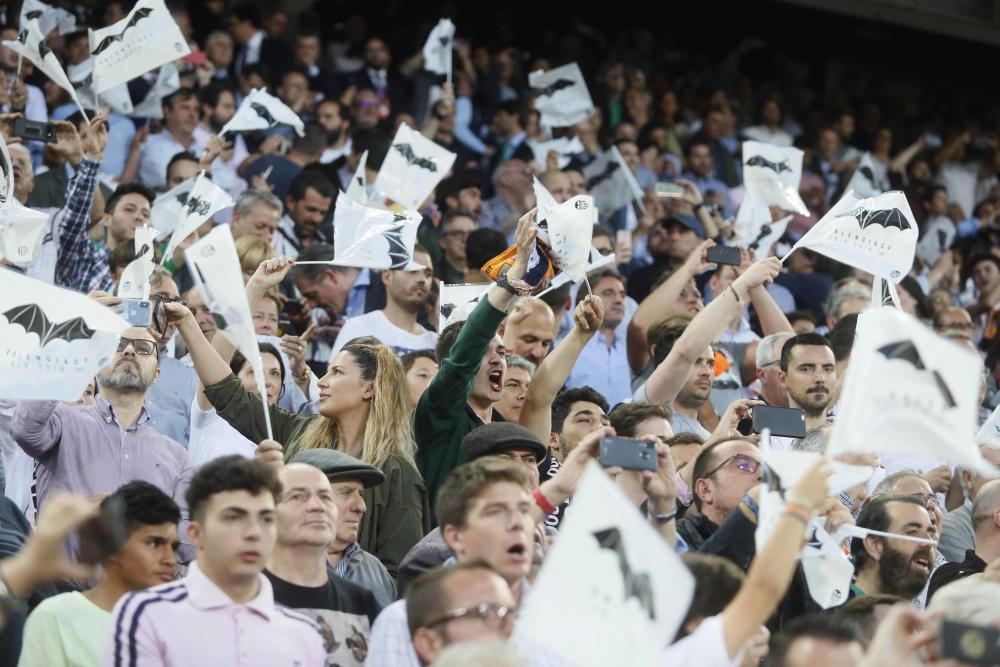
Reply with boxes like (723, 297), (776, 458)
(415, 211), (537, 518)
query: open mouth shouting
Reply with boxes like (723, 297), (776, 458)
(488, 369), (504, 393)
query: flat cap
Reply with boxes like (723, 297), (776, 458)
(290, 449), (385, 487)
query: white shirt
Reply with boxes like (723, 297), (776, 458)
(139, 130), (206, 190)
(742, 125), (793, 147)
(188, 399), (257, 468)
(332, 310), (438, 356)
(659, 615), (740, 667)
(320, 138), (353, 165)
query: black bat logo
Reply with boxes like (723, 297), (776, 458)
(25, 10), (43, 21)
(748, 224), (773, 251)
(879, 280), (894, 307)
(91, 7), (153, 56)
(859, 165), (876, 184)
(3, 305), (96, 346)
(438, 35), (449, 47)
(877, 340), (957, 408)
(37, 39), (50, 60)
(17, 29), (27, 45)
(250, 102), (277, 127)
(937, 228), (948, 253)
(592, 527), (655, 620)
(383, 224), (410, 269)
(747, 155), (792, 173)
(392, 143), (437, 172)
(532, 78), (575, 99)
(184, 196), (210, 217)
(585, 160), (620, 190)
(846, 207), (912, 231)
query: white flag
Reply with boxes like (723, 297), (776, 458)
(439, 283), (491, 330)
(0, 202), (49, 267)
(331, 192), (421, 270)
(532, 176), (559, 225)
(800, 522), (855, 609)
(150, 178), (195, 240)
(582, 146), (645, 215)
(528, 63), (594, 128)
(828, 307), (1000, 476)
(871, 275), (901, 308)
(733, 209), (791, 257)
(783, 190), (917, 283)
(373, 122), (456, 210)
(763, 448), (875, 497)
(3, 20), (87, 118)
(977, 404), (1000, 443)
(117, 225), (156, 299)
(66, 59), (134, 116)
(526, 136), (584, 170)
(0, 133), (13, 208)
(220, 88), (305, 138)
(160, 172), (234, 264)
(845, 152), (889, 199)
(536, 247), (616, 298)
(741, 141), (808, 215)
(345, 150), (369, 204)
(131, 63), (181, 119)
(545, 195), (597, 282)
(915, 216), (956, 267)
(517, 462), (694, 666)
(88, 0), (190, 94)
(19, 0), (75, 39)
(185, 226), (272, 438)
(422, 18), (454, 77)
(0, 271), (128, 400)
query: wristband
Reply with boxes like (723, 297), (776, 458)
(533, 487), (556, 515)
(650, 509), (677, 525)
(741, 493), (759, 517)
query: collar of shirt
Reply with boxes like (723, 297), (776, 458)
(95, 395), (151, 431)
(246, 31), (264, 57)
(333, 542), (362, 578)
(186, 560), (276, 621)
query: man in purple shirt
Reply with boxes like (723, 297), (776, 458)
(11, 326), (194, 559)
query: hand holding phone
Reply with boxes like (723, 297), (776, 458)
(599, 437), (657, 471)
(655, 182), (685, 198)
(751, 405), (806, 439)
(13, 117), (55, 143)
(706, 245), (742, 266)
(122, 299), (153, 327)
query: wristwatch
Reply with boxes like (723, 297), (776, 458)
(650, 509), (677, 525)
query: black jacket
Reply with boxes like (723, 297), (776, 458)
(927, 549), (987, 602)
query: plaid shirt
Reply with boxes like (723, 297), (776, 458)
(54, 159), (112, 294)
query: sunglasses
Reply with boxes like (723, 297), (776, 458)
(117, 337), (158, 356)
(702, 453), (761, 480)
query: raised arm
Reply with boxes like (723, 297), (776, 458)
(889, 135), (927, 174)
(10, 400), (64, 459)
(519, 295), (603, 442)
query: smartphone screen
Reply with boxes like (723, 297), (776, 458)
(707, 245), (741, 266)
(599, 437), (657, 471)
(13, 118), (55, 143)
(752, 406), (807, 439)
(122, 299), (153, 327)
(655, 182), (685, 198)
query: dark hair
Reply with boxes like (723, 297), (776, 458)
(576, 269), (625, 304)
(779, 332), (833, 372)
(229, 342), (286, 395)
(104, 481), (181, 539)
(166, 151), (199, 181)
(435, 171), (481, 212)
(230, 3), (261, 26)
(788, 309), (818, 327)
(827, 313), (858, 362)
(291, 124), (330, 158)
(684, 138), (712, 159)
(764, 614), (864, 667)
(592, 223), (613, 243)
(289, 170), (335, 202)
(677, 553), (745, 639)
(440, 210), (475, 232)
(968, 253), (1000, 278)
(851, 496), (928, 572)
(436, 320), (465, 362)
(350, 128), (390, 169)
(436, 457), (532, 528)
(198, 80), (236, 108)
(497, 99), (529, 128)
(666, 432), (704, 447)
(836, 594), (908, 646)
(898, 276), (930, 319)
(465, 229), (508, 271)
(924, 184), (948, 202)
(647, 316), (691, 367)
(65, 109), (94, 130)
(401, 349), (437, 372)
(109, 238), (161, 274)
(609, 403), (671, 437)
(406, 560), (499, 636)
(162, 88), (197, 111)
(551, 387), (609, 435)
(185, 456), (282, 522)
(288, 244), (349, 283)
(106, 183), (156, 215)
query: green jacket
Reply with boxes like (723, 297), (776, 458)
(204, 374), (430, 577)
(414, 295), (507, 521)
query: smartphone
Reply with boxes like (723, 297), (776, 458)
(615, 230), (632, 252)
(599, 437), (657, 472)
(183, 50), (207, 67)
(654, 182), (685, 198)
(707, 245), (741, 266)
(752, 405), (806, 439)
(77, 495), (128, 565)
(939, 620), (1000, 666)
(122, 299), (153, 327)
(13, 117), (55, 143)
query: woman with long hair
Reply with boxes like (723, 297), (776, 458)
(167, 258), (429, 575)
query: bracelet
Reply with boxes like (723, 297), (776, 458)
(728, 284), (741, 303)
(741, 493), (759, 517)
(650, 509), (677, 525)
(533, 487), (556, 514)
(294, 366), (311, 383)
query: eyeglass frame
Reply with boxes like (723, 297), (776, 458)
(700, 453), (761, 481)
(907, 492), (940, 508)
(117, 337), (159, 357)
(425, 602), (515, 630)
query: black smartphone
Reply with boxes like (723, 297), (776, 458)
(13, 117), (55, 143)
(599, 437), (657, 472)
(77, 495), (128, 565)
(122, 299), (153, 327)
(706, 245), (741, 266)
(939, 620), (1000, 666)
(752, 405), (806, 439)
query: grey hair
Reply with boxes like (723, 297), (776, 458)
(825, 287), (869, 320)
(148, 266), (174, 289)
(505, 354), (536, 376)
(234, 189), (282, 218)
(793, 424), (830, 454)
(431, 641), (525, 667)
(756, 332), (794, 369)
(872, 469), (925, 497)
(928, 577), (1000, 626)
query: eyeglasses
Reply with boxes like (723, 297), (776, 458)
(117, 337), (158, 356)
(701, 453), (761, 480)
(908, 493), (940, 508)
(426, 603), (515, 630)
(595, 247), (615, 256)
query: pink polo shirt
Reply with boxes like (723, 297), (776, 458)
(103, 562), (327, 667)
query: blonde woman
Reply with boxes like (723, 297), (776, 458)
(166, 258), (429, 576)
(235, 235), (278, 284)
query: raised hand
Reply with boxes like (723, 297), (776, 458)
(49, 120), (84, 167)
(256, 439), (285, 470)
(507, 208), (538, 283)
(681, 238), (717, 278)
(573, 294), (604, 335)
(732, 257), (781, 296)
(787, 459), (834, 513)
(81, 113), (109, 161)
(641, 439), (678, 508)
(248, 257), (296, 292)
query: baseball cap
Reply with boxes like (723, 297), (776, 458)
(461, 423), (549, 463)
(661, 214), (706, 240)
(290, 449), (386, 488)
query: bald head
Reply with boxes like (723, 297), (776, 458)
(972, 479), (1000, 537)
(540, 170), (572, 203)
(500, 298), (556, 367)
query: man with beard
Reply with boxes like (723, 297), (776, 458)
(850, 496), (936, 600)
(331, 247), (437, 355)
(779, 333), (836, 432)
(316, 99), (352, 165)
(272, 171), (336, 259)
(193, 82), (249, 179)
(11, 325), (194, 559)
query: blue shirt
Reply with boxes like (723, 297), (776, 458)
(145, 355), (199, 447)
(346, 269), (372, 317)
(565, 329), (633, 407)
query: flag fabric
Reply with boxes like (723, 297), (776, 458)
(131, 63), (181, 119)
(532, 176), (559, 226)
(117, 225), (156, 299)
(19, 0), (75, 39)
(762, 448), (875, 497)
(544, 195), (598, 282)
(3, 19), (88, 118)
(219, 88), (305, 138)
(741, 141), (808, 215)
(185, 226), (272, 439)
(799, 521), (855, 609)
(422, 18), (455, 77)
(915, 216), (956, 267)
(536, 247), (617, 297)
(150, 178), (195, 240)
(0, 133), (12, 208)
(846, 152), (890, 199)
(732, 206), (791, 256)
(783, 190), (918, 283)
(828, 307), (1000, 476)
(977, 405), (1000, 445)
(871, 275), (901, 308)
(160, 172), (234, 264)
(526, 136), (584, 170)
(373, 122), (456, 210)
(517, 462), (694, 666)
(88, 0), (191, 94)
(66, 60), (134, 116)
(0, 202), (49, 267)
(528, 63), (594, 128)
(0, 271), (128, 400)
(345, 150), (369, 204)
(331, 192), (421, 270)
(439, 283), (492, 329)
(582, 146), (645, 216)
